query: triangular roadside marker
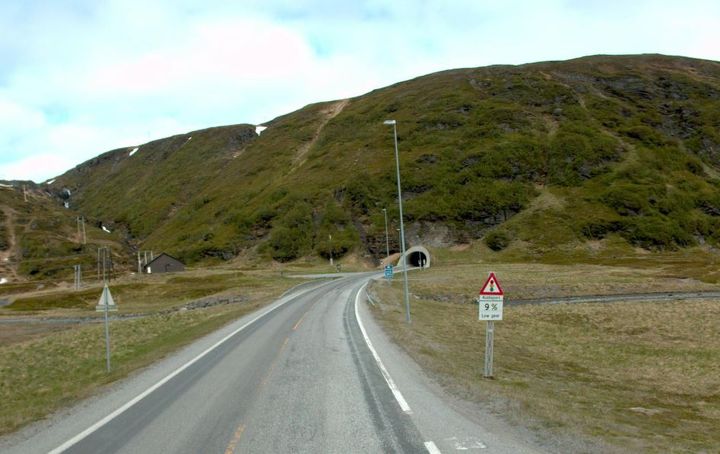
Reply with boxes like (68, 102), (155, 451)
(96, 284), (118, 311)
(479, 272), (503, 295)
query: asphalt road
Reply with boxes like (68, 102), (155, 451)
(3, 273), (543, 454)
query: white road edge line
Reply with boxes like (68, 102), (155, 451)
(424, 440), (442, 454)
(354, 281), (412, 414)
(48, 286), (317, 454)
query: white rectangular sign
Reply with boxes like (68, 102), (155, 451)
(478, 295), (503, 321)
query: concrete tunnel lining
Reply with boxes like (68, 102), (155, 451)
(397, 246), (431, 269)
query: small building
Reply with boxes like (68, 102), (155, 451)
(143, 253), (185, 274)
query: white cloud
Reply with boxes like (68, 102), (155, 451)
(1, 0), (719, 182)
(0, 153), (74, 182)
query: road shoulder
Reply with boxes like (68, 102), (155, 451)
(356, 279), (547, 454)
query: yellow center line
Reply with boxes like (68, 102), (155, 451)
(292, 311), (309, 330)
(224, 423), (245, 454)
(293, 299), (320, 331)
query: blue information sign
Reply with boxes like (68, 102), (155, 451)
(384, 265), (393, 279)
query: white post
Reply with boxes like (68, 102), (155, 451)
(484, 321), (494, 378)
(103, 287), (111, 372)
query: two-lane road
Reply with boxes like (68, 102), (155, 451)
(3, 273), (543, 453)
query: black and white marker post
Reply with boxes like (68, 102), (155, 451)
(95, 253), (118, 372)
(478, 272), (504, 379)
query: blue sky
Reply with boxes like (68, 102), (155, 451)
(1, 0), (719, 182)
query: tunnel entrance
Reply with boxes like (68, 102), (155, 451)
(397, 246), (431, 269)
(408, 251), (427, 267)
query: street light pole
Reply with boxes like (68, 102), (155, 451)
(382, 208), (390, 261)
(384, 119), (411, 324)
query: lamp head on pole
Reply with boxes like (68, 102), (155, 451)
(383, 119), (396, 125)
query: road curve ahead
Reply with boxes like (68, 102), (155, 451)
(5, 273), (544, 454)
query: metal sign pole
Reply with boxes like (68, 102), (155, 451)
(103, 288), (111, 373)
(484, 320), (494, 378)
(95, 283), (117, 373)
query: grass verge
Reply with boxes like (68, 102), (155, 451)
(0, 275), (301, 436)
(369, 265), (720, 453)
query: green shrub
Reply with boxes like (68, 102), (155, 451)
(269, 226), (302, 262)
(620, 216), (693, 249)
(484, 230), (511, 251)
(315, 227), (358, 259)
(580, 220), (624, 240)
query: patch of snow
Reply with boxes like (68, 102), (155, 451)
(46, 179), (56, 185)
(0, 278), (7, 285)
(102, 225), (111, 233)
(255, 125), (267, 135)
(187, 136), (192, 141)
(129, 147), (139, 156)
(0, 183), (13, 189)
(64, 202), (70, 209)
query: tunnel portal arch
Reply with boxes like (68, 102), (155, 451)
(397, 246), (431, 269)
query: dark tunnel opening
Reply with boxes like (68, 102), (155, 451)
(407, 251), (427, 268)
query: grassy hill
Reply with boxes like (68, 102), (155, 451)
(44, 54), (720, 266)
(0, 182), (129, 284)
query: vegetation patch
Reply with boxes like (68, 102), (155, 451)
(40, 55), (720, 265)
(369, 263), (720, 453)
(0, 272), (301, 435)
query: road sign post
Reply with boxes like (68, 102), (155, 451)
(484, 321), (494, 378)
(478, 272), (503, 379)
(96, 284), (118, 372)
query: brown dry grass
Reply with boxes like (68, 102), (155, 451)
(370, 264), (720, 453)
(404, 262), (719, 302)
(0, 273), (301, 436)
(0, 269), (296, 316)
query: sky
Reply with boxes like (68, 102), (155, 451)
(1, 0), (719, 182)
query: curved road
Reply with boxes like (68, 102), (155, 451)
(2, 273), (542, 454)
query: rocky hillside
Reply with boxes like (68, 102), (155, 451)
(0, 182), (129, 283)
(44, 54), (720, 265)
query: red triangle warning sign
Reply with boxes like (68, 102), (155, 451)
(479, 272), (503, 295)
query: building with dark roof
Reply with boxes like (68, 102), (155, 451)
(143, 253), (185, 274)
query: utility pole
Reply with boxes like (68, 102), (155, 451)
(23, 185), (27, 202)
(329, 234), (333, 267)
(73, 264), (81, 290)
(384, 119), (411, 324)
(97, 247), (110, 282)
(382, 208), (390, 261)
(138, 250), (153, 274)
(77, 216), (86, 244)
